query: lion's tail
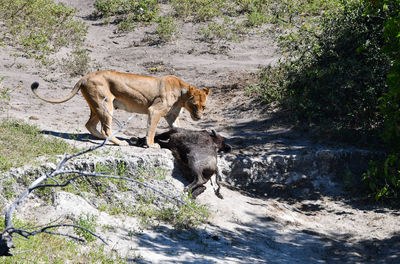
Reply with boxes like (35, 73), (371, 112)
(31, 79), (83, 104)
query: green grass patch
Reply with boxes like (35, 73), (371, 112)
(0, 0), (87, 63)
(61, 49), (92, 77)
(170, 0), (230, 22)
(129, 193), (210, 229)
(156, 16), (178, 43)
(0, 119), (78, 172)
(94, 0), (159, 31)
(200, 16), (245, 44)
(0, 217), (125, 263)
(0, 77), (11, 103)
(74, 213), (98, 242)
(91, 0), (344, 45)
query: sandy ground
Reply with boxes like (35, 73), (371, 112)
(1, 1), (400, 263)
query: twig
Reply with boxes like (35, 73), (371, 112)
(34, 170), (205, 217)
(0, 111), (135, 256)
(69, 180), (96, 208)
(0, 102), (204, 256)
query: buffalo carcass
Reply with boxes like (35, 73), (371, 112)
(135, 128), (231, 199)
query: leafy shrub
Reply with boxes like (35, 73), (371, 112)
(363, 155), (400, 201)
(253, 1), (391, 132)
(170, 0), (229, 22)
(94, 0), (159, 31)
(361, 0), (400, 201)
(94, 0), (181, 43)
(156, 194), (210, 229)
(250, 0), (399, 200)
(200, 16), (245, 43)
(74, 214), (98, 242)
(0, 77), (11, 103)
(133, 193), (210, 229)
(61, 49), (92, 77)
(156, 16), (178, 43)
(234, 0), (268, 14)
(0, 0), (87, 62)
(246, 10), (268, 27)
(376, 0), (400, 154)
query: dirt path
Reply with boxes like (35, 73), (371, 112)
(1, 1), (400, 263)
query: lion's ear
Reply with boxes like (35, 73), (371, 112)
(188, 85), (195, 95)
(203, 87), (210, 95)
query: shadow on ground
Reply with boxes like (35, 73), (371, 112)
(41, 130), (130, 145)
(129, 210), (400, 264)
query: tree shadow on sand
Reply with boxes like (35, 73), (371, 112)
(128, 210), (400, 264)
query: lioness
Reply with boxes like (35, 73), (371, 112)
(31, 70), (210, 147)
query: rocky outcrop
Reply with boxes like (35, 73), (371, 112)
(219, 145), (383, 197)
(0, 147), (181, 212)
(1, 142), (383, 205)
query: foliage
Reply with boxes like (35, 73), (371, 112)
(170, 0), (230, 22)
(94, 0), (159, 31)
(0, 119), (78, 172)
(377, 0), (400, 153)
(200, 16), (244, 44)
(132, 193), (210, 229)
(0, 77), (11, 103)
(248, 0), (398, 200)
(92, 0), (343, 45)
(361, 0), (400, 200)
(363, 155), (400, 201)
(33, 161), (130, 199)
(252, 0), (391, 133)
(61, 49), (92, 77)
(246, 9), (268, 27)
(0, 217), (124, 263)
(156, 16), (178, 43)
(0, 0), (87, 62)
(74, 214), (98, 242)
(156, 194), (210, 228)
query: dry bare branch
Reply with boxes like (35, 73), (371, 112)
(0, 112), (134, 256)
(0, 105), (204, 256)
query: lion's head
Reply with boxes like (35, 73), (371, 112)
(185, 86), (210, 121)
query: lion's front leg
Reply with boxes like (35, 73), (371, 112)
(146, 105), (168, 148)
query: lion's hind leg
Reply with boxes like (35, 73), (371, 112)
(99, 102), (128, 146)
(85, 110), (104, 140)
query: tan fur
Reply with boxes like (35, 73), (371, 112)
(31, 70), (210, 147)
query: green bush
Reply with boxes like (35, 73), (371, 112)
(251, 0), (399, 200)
(377, 0), (400, 153)
(0, 0), (87, 62)
(246, 10), (268, 27)
(61, 49), (92, 77)
(156, 16), (178, 43)
(253, 1), (391, 132)
(0, 77), (11, 103)
(363, 155), (400, 201)
(94, 0), (159, 31)
(361, 0), (400, 201)
(74, 214), (98, 242)
(170, 0), (229, 22)
(200, 16), (244, 43)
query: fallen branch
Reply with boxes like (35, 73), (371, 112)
(0, 110), (204, 256)
(1, 113), (134, 256)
